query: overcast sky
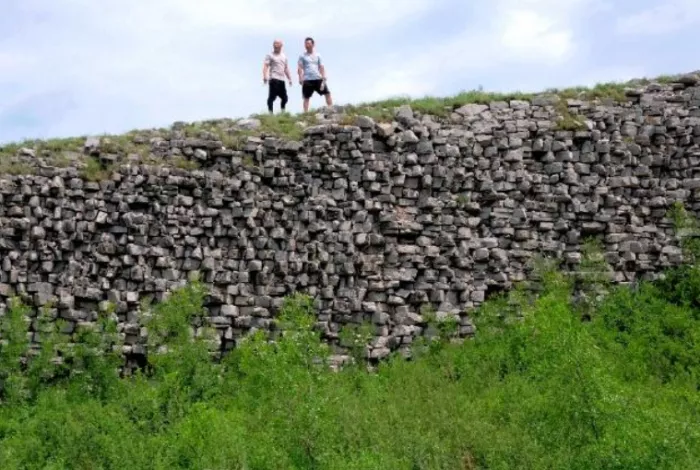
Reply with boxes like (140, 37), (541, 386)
(0, 0), (698, 144)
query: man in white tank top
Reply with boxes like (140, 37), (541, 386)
(262, 39), (293, 113)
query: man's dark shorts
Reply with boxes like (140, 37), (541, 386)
(302, 79), (330, 99)
(268, 79), (287, 101)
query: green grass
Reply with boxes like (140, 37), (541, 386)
(99, 133), (147, 156)
(0, 136), (86, 160)
(241, 154), (257, 168)
(253, 112), (317, 140)
(79, 156), (114, 182)
(546, 82), (630, 102)
(553, 113), (588, 131)
(170, 156), (200, 170)
(220, 131), (252, 150)
(0, 161), (35, 176)
(1, 244), (699, 468)
(455, 193), (470, 207)
(343, 89), (536, 120)
(552, 101), (588, 131)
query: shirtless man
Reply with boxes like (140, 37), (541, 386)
(297, 37), (333, 112)
(262, 39), (293, 113)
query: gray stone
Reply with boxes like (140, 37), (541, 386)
(19, 147), (36, 157)
(400, 131), (419, 144)
(677, 74), (699, 86)
(354, 115), (375, 129)
(376, 123), (395, 138)
(532, 94), (561, 106)
(237, 118), (261, 130)
(395, 105), (414, 122)
(455, 103), (488, 117)
(0, 284), (14, 297)
(84, 136), (101, 154)
(221, 305), (239, 317)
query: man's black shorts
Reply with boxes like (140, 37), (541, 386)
(268, 79), (287, 101)
(302, 79), (330, 99)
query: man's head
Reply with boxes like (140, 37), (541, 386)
(272, 39), (283, 53)
(304, 37), (314, 53)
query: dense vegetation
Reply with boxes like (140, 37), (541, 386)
(0, 234), (699, 469)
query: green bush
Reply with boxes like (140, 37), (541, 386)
(0, 265), (699, 469)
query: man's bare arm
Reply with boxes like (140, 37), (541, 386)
(285, 61), (293, 85)
(297, 62), (304, 84)
(319, 64), (327, 81)
(262, 60), (269, 83)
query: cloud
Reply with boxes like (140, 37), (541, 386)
(0, 51), (36, 71)
(0, 91), (77, 139)
(356, 66), (436, 103)
(488, 0), (611, 62)
(163, 0), (437, 36)
(14, 0), (436, 39)
(351, 0), (604, 101)
(616, 0), (700, 35)
(548, 64), (649, 90)
(498, 9), (573, 61)
(494, 0), (579, 60)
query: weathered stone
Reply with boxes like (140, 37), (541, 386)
(395, 105), (414, 122)
(237, 118), (261, 130)
(354, 115), (375, 129)
(455, 103), (488, 117)
(84, 136), (101, 154)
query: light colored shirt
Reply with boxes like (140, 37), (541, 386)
(298, 52), (323, 81)
(265, 52), (288, 81)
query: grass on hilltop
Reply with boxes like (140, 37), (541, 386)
(546, 81), (629, 102)
(0, 71), (692, 174)
(344, 88), (537, 121)
(341, 72), (683, 121)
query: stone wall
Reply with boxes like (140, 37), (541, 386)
(2, 74), (700, 361)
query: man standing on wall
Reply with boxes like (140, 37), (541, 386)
(263, 39), (293, 114)
(298, 37), (333, 113)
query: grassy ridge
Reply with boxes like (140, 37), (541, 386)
(0, 246), (699, 468)
(0, 71), (687, 164)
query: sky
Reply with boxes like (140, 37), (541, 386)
(0, 0), (699, 144)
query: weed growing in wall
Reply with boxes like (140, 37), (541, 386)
(79, 156), (114, 182)
(338, 320), (375, 366)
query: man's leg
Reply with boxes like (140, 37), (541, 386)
(321, 81), (333, 107)
(280, 82), (288, 112)
(267, 82), (276, 113)
(302, 81), (312, 112)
